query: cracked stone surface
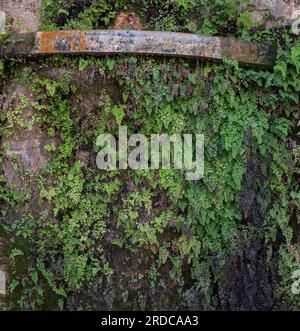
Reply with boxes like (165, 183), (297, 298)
(0, 0), (41, 32)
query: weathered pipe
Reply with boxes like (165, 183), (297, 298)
(0, 30), (276, 67)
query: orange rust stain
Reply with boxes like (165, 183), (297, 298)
(38, 31), (81, 54)
(38, 31), (65, 53)
(70, 35), (77, 52)
(80, 31), (87, 52)
(38, 31), (56, 53)
(112, 12), (144, 30)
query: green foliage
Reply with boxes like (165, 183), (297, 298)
(112, 105), (125, 126)
(0, 0), (299, 311)
(40, 0), (257, 36)
(0, 59), (4, 77)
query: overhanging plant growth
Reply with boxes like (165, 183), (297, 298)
(0, 0), (299, 310)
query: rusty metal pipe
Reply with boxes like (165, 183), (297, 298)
(0, 30), (276, 66)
